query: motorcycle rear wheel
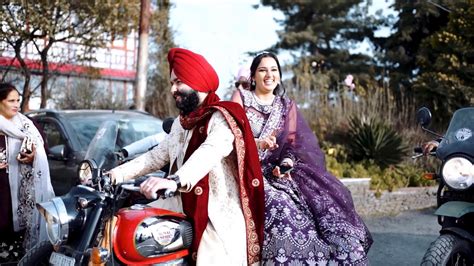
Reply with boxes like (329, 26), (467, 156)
(18, 241), (53, 266)
(421, 234), (473, 266)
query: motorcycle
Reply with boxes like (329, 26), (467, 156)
(19, 120), (192, 265)
(414, 107), (474, 265)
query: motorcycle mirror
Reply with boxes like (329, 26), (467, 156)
(78, 160), (99, 185)
(415, 107), (444, 139)
(162, 117), (174, 134)
(416, 107), (432, 127)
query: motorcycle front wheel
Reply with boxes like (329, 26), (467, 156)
(18, 241), (53, 266)
(421, 234), (473, 266)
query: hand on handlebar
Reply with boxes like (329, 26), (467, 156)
(422, 140), (439, 155)
(140, 176), (178, 199)
(114, 149), (128, 164)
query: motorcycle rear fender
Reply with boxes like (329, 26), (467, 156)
(435, 201), (474, 218)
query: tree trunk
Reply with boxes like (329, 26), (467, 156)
(40, 46), (51, 109)
(20, 74), (32, 113)
(134, 0), (151, 111)
(13, 40), (32, 112)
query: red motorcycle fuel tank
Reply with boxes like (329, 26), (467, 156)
(113, 204), (193, 265)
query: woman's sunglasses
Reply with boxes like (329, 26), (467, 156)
(235, 81), (250, 89)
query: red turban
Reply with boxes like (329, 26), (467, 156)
(168, 48), (219, 92)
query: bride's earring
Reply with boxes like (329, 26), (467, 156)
(251, 80), (256, 86)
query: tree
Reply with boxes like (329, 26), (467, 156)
(55, 77), (127, 110)
(377, 1), (449, 107)
(259, 0), (383, 94)
(135, 0), (152, 111)
(0, 0), (140, 111)
(145, 0), (178, 118)
(0, 3), (36, 111)
(378, 0), (473, 127)
(413, 2), (474, 125)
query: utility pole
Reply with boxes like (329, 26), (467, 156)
(134, 0), (151, 111)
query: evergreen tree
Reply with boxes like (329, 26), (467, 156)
(413, 1), (474, 125)
(379, 0), (473, 127)
(379, 1), (449, 110)
(259, 0), (383, 96)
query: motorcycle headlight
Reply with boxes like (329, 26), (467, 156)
(37, 198), (70, 246)
(442, 157), (474, 190)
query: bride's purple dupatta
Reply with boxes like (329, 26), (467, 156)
(261, 96), (373, 255)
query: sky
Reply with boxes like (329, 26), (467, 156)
(169, 0), (284, 93)
(169, 0), (395, 96)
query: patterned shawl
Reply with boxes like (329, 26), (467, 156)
(0, 113), (55, 249)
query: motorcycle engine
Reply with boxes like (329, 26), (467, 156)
(113, 205), (193, 264)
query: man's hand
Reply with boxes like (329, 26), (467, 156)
(114, 149), (128, 163)
(140, 176), (177, 199)
(17, 144), (36, 165)
(0, 162), (7, 169)
(422, 140), (439, 155)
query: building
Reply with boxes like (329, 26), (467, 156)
(0, 32), (138, 109)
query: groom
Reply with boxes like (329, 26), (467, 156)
(109, 48), (264, 265)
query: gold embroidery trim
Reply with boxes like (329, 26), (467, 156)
(213, 106), (260, 264)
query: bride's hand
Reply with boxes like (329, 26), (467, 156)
(272, 166), (291, 179)
(0, 162), (7, 169)
(272, 158), (294, 178)
(257, 136), (279, 151)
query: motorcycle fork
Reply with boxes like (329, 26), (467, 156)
(74, 204), (105, 265)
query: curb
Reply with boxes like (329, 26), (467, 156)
(341, 178), (437, 217)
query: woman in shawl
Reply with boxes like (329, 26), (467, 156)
(0, 83), (54, 262)
(231, 52), (373, 265)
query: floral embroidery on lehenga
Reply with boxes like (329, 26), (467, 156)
(239, 88), (372, 265)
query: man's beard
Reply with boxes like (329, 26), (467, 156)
(174, 90), (200, 116)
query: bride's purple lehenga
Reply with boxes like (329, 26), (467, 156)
(239, 89), (373, 265)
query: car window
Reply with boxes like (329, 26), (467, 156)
(40, 121), (67, 149)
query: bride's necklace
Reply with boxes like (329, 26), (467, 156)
(252, 92), (274, 113)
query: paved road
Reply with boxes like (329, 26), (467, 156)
(363, 207), (440, 266)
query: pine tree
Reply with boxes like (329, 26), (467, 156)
(379, 0), (473, 127)
(413, 1), (474, 125)
(259, 0), (383, 101)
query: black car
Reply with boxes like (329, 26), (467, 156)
(27, 109), (164, 195)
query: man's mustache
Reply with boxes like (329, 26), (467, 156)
(173, 91), (188, 100)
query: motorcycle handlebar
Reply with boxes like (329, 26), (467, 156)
(414, 147), (423, 154)
(411, 147), (437, 159)
(120, 176), (176, 200)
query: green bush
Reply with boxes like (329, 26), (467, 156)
(323, 144), (435, 192)
(347, 116), (408, 168)
(368, 162), (436, 192)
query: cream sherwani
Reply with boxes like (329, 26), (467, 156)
(111, 112), (248, 265)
